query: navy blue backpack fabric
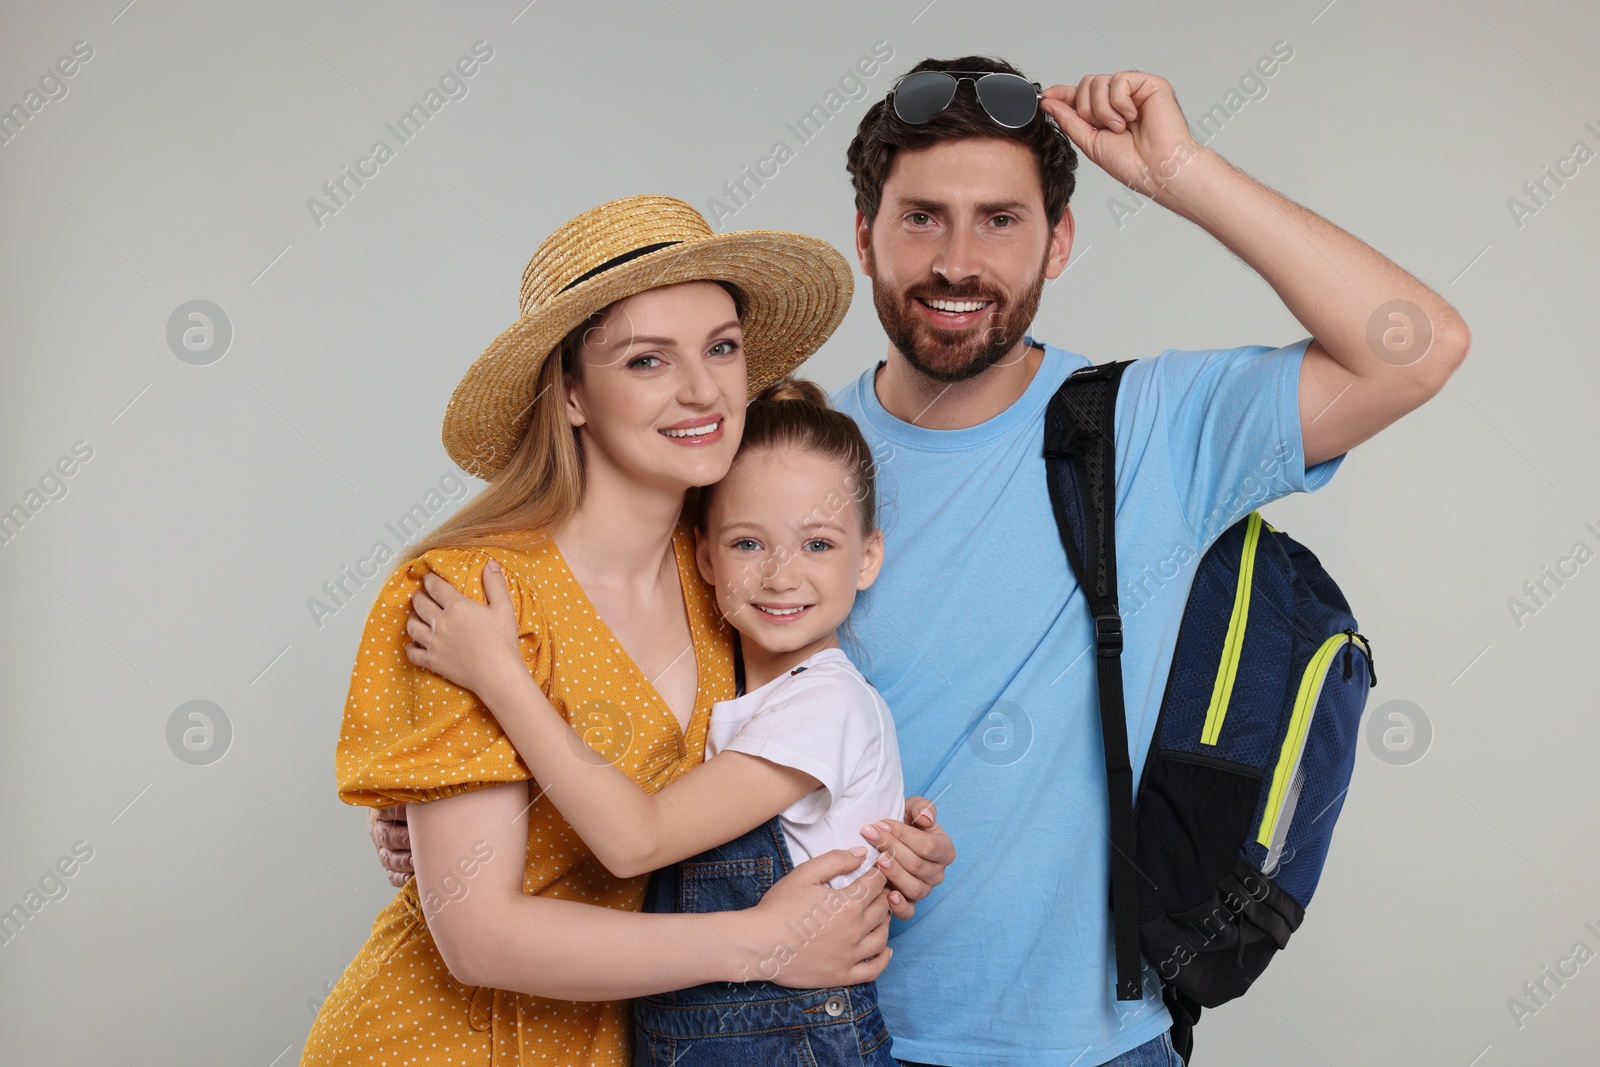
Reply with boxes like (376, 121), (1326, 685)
(1041, 359), (1376, 1064)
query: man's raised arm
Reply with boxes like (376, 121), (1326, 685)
(1044, 71), (1470, 468)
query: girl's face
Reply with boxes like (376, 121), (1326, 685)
(564, 280), (748, 494)
(696, 446), (884, 657)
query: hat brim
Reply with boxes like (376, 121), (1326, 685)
(442, 229), (854, 479)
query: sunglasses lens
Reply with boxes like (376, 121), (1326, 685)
(975, 74), (1039, 128)
(893, 71), (958, 124)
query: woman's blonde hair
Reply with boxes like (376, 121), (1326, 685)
(401, 280), (748, 564)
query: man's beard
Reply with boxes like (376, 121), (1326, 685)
(870, 249), (1049, 384)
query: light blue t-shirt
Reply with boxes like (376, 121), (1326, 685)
(831, 335), (1344, 1067)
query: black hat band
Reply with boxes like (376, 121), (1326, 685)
(559, 241), (684, 294)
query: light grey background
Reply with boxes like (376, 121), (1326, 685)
(1, 1), (1595, 1065)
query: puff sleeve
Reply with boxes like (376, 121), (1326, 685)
(335, 546), (548, 807)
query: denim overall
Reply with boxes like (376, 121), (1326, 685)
(632, 659), (897, 1066)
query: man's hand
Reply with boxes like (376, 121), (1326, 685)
(1041, 72), (1204, 204)
(861, 795), (955, 921)
(370, 804), (414, 887)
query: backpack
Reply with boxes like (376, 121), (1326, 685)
(1041, 359), (1376, 1064)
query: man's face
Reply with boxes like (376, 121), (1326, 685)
(856, 135), (1074, 382)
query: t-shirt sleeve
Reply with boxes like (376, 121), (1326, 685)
(1142, 338), (1345, 549)
(719, 669), (889, 826)
(335, 546), (547, 807)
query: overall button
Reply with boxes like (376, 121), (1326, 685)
(823, 994), (846, 1017)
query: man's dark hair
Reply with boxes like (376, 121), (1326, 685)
(846, 55), (1079, 229)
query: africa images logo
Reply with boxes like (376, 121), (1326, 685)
(306, 41), (495, 229)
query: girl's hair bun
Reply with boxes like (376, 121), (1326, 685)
(695, 374), (879, 537)
(752, 376), (830, 408)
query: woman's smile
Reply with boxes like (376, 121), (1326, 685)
(659, 413), (726, 445)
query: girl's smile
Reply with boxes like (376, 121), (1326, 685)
(750, 602), (815, 623)
(696, 444), (884, 689)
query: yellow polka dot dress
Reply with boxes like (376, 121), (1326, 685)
(301, 521), (734, 1066)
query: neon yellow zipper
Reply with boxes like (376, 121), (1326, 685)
(1256, 631), (1369, 847)
(1200, 512), (1263, 746)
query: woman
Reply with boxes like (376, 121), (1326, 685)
(302, 195), (953, 1065)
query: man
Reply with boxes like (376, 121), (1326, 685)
(820, 57), (1465, 1067)
(375, 54), (1467, 1067)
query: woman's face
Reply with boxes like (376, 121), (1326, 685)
(564, 280), (748, 495)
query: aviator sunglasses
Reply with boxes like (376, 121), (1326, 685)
(889, 70), (1044, 129)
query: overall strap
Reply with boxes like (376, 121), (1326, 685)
(733, 629), (746, 697)
(1043, 359), (1142, 1001)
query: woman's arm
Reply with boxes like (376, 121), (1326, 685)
(412, 778), (895, 998)
(402, 559), (956, 915)
(373, 793), (952, 917)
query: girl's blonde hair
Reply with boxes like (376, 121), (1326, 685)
(696, 376), (879, 536)
(402, 280), (747, 563)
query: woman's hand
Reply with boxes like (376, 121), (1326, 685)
(861, 795), (956, 921)
(405, 559), (525, 700)
(745, 848), (893, 989)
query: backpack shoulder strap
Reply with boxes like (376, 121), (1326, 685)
(1043, 357), (1142, 1001)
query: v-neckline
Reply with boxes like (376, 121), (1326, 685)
(548, 523), (711, 744)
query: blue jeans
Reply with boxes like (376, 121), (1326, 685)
(634, 814), (897, 1066)
(895, 1027), (1183, 1067)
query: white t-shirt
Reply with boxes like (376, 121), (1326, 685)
(705, 646), (906, 889)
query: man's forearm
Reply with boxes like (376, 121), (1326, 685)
(1160, 146), (1469, 384)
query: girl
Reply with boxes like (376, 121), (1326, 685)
(408, 376), (907, 1066)
(304, 194), (952, 1067)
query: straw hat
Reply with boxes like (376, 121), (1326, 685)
(442, 194), (854, 479)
